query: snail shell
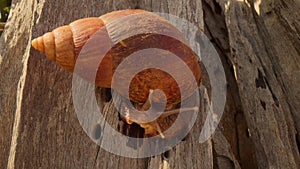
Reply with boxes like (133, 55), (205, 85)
(32, 9), (201, 137)
(32, 9), (201, 107)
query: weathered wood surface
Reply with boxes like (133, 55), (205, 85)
(0, 0), (299, 169)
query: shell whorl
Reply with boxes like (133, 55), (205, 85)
(32, 18), (105, 71)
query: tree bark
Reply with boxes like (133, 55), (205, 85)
(0, 0), (299, 169)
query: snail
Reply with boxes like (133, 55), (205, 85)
(32, 9), (201, 138)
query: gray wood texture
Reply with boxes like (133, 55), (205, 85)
(0, 0), (299, 168)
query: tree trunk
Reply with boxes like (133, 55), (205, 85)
(0, 0), (299, 169)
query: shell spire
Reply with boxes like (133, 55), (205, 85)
(31, 18), (105, 72)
